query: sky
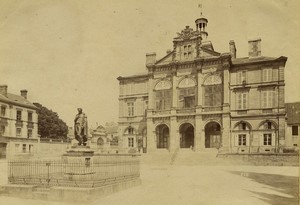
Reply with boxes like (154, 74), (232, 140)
(0, 0), (300, 127)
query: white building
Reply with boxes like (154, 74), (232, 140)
(0, 85), (38, 158)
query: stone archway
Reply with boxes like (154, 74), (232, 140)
(205, 122), (221, 148)
(179, 123), (194, 148)
(156, 124), (169, 149)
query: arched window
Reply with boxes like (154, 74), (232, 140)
(178, 78), (196, 108)
(154, 80), (172, 110)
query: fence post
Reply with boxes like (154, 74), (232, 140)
(46, 162), (51, 186)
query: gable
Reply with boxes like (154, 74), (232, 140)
(155, 51), (174, 66)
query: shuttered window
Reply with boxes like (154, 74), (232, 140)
(237, 92), (248, 110)
(262, 68), (273, 82)
(261, 90), (274, 108)
(204, 85), (222, 107)
(178, 88), (196, 108)
(237, 71), (247, 84)
(155, 90), (172, 110)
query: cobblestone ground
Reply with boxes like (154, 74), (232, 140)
(0, 159), (298, 205)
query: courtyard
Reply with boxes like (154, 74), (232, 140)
(0, 156), (298, 205)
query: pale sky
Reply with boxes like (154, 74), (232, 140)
(0, 0), (299, 127)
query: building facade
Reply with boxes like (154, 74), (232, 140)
(117, 15), (287, 154)
(0, 85), (39, 158)
(285, 102), (300, 148)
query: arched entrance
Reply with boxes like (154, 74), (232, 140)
(179, 123), (194, 148)
(205, 122), (221, 148)
(156, 124), (169, 149)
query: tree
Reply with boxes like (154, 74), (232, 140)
(33, 103), (68, 139)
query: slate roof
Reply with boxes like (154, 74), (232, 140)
(232, 56), (287, 65)
(0, 93), (37, 109)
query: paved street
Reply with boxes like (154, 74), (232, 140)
(0, 158), (298, 205)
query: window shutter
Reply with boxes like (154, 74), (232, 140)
(246, 133), (250, 146)
(260, 134), (264, 146)
(262, 91), (267, 108)
(242, 93), (247, 109)
(237, 93), (242, 109)
(237, 72), (241, 84)
(272, 90), (277, 107)
(271, 133), (276, 146)
(268, 69), (273, 81)
(235, 134), (238, 146)
(243, 71), (247, 83)
(178, 95), (184, 108)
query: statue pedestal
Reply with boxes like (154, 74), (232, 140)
(62, 145), (95, 181)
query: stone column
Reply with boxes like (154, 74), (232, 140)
(148, 78), (154, 109)
(146, 113), (156, 152)
(197, 71), (203, 107)
(221, 114), (230, 153)
(195, 116), (205, 150)
(172, 73), (178, 109)
(223, 67), (230, 112)
(169, 116), (179, 151)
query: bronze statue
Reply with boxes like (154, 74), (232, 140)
(74, 108), (88, 146)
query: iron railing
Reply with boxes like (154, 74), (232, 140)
(8, 154), (140, 188)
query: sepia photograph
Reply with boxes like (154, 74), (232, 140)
(0, 0), (299, 204)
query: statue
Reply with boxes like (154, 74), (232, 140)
(74, 108), (88, 146)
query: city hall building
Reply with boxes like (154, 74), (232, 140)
(117, 14), (287, 154)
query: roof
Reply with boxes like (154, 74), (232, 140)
(117, 73), (149, 81)
(0, 93), (37, 109)
(285, 102), (300, 124)
(232, 56), (287, 65)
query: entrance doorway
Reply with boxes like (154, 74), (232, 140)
(179, 123), (194, 148)
(205, 122), (221, 148)
(156, 124), (169, 149)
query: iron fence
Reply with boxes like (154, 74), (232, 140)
(8, 154), (140, 188)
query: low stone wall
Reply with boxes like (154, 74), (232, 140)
(217, 153), (299, 166)
(1, 178), (141, 202)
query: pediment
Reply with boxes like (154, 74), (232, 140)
(155, 51), (174, 66)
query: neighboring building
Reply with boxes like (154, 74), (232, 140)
(117, 14), (287, 154)
(285, 102), (300, 147)
(0, 85), (38, 158)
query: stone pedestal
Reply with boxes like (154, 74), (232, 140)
(62, 145), (95, 180)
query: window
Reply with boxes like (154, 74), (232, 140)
(16, 128), (22, 137)
(204, 85), (222, 107)
(292, 126), (298, 136)
(16, 110), (22, 121)
(128, 138), (134, 147)
(188, 52), (192, 58)
(22, 144), (26, 153)
(128, 127), (134, 135)
(262, 68), (273, 82)
(239, 123), (247, 130)
(0, 125), (5, 136)
(127, 102), (134, 116)
(188, 45), (191, 51)
(29, 145), (33, 153)
(28, 112), (33, 122)
(178, 88), (196, 108)
(27, 129), (32, 138)
(237, 71), (247, 84)
(15, 144), (20, 151)
(1, 106), (6, 117)
(238, 134), (247, 146)
(237, 92), (248, 110)
(155, 90), (171, 110)
(261, 90), (274, 108)
(263, 134), (272, 145)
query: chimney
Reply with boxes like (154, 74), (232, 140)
(248, 38), (261, 58)
(146, 52), (156, 66)
(166, 49), (172, 55)
(20, 89), (28, 99)
(0, 85), (8, 97)
(229, 40), (236, 59)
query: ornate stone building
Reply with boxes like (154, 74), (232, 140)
(117, 14), (287, 154)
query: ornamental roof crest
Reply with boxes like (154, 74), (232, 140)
(174, 26), (200, 41)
